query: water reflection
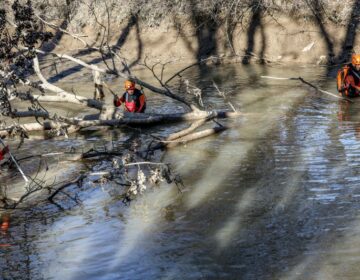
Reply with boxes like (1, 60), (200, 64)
(338, 100), (360, 138)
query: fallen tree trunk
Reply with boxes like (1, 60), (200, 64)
(32, 56), (104, 110)
(10, 111), (50, 118)
(63, 110), (245, 128)
(0, 109), (245, 138)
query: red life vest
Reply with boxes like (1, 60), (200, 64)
(114, 89), (146, 112)
(124, 92), (137, 112)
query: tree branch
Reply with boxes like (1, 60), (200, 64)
(32, 56), (104, 109)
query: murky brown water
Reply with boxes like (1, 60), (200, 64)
(2, 63), (360, 279)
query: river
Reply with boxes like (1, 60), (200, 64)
(1, 63), (360, 280)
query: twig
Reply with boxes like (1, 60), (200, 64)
(48, 175), (85, 202)
(102, 82), (117, 97)
(212, 80), (237, 112)
(261, 75), (353, 103)
(0, 139), (28, 183)
(141, 58), (195, 109)
(35, 14), (88, 47)
(164, 57), (217, 85)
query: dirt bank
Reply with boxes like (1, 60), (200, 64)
(50, 14), (359, 67)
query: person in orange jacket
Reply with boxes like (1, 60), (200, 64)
(113, 80), (146, 113)
(338, 54), (360, 97)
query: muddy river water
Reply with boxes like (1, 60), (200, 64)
(1, 63), (360, 279)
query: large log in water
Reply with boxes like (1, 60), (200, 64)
(0, 109), (245, 137)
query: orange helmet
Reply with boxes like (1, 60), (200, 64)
(124, 80), (135, 90)
(352, 54), (360, 66)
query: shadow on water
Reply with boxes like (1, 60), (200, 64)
(110, 72), (360, 279)
(148, 90), (360, 279)
(4, 66), (360, 279)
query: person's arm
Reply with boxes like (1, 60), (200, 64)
(113, 95), (121, 107)
(345, 75), (360, 91)
(113, 93), (125, 107)
(136, 94), (146, 112)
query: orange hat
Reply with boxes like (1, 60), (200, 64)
(352, 54), (360, 66)
(124, 80), (135, 90)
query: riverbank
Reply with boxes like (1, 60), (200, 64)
(47, 12), (359, 68)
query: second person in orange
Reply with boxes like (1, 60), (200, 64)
(337, 54), (360, 97)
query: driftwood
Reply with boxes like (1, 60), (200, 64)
(161, 126), (227, 148)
